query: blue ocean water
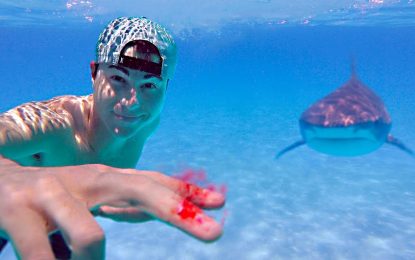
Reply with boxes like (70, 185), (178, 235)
(1, 1), (415, 259)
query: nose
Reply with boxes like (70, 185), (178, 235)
(120, 88), (139, 111)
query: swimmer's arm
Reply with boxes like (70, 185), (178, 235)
(0, 104), (71, 159)
(0, 157), (225, 258)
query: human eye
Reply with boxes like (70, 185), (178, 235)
(141, 83), (157, 89)
(110, 75), (127, 84)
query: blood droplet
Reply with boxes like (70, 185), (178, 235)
(174, 168), (206, 184)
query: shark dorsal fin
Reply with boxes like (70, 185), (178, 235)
(350, 56), (358, 80)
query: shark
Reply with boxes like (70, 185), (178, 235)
(276, 67), (413, 158)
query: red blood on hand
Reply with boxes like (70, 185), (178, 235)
(181, 183), (206, 201)
(173, 168), (228, 226)
(177, 199), (202, 220)
(173, 168), (227, 197)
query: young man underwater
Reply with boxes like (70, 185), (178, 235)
(0, 17), (225, 259)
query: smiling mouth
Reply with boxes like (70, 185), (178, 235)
(113, 112), (147, 122)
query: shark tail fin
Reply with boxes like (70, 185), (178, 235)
(275, 140), (306, 159)
(386, 134), (414, 157)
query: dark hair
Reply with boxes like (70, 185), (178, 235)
(118, 40), (163, 76)
(120, 40), (162, 61)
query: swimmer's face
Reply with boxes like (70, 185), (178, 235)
(91, 54), (168, 138)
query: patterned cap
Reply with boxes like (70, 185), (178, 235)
(96, 17), (177, 79)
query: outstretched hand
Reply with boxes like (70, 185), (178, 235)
(0, 156), (225, 259)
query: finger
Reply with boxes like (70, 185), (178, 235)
(132, 170), (225, 209)
(39, 185), (105, 260)
(95, 206), (153, 223)
(3, 209), (54, 259)
(154, 195), (223, 242)
(125, 177), (223, 241)
(91, 174), (223, 241)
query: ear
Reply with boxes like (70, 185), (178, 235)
(90, 61), (98, 80)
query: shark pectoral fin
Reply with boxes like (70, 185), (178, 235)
(275, 140), (306, 159)
(386, 134), (414, 156)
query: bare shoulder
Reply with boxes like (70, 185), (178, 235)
(1, 95), (92, 131)
(0, 95), (92, 154)
(45, 94), (93, 113)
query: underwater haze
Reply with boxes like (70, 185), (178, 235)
(1, 0), (415, 259)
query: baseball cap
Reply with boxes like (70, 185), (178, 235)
(96, 17), (177, 79)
